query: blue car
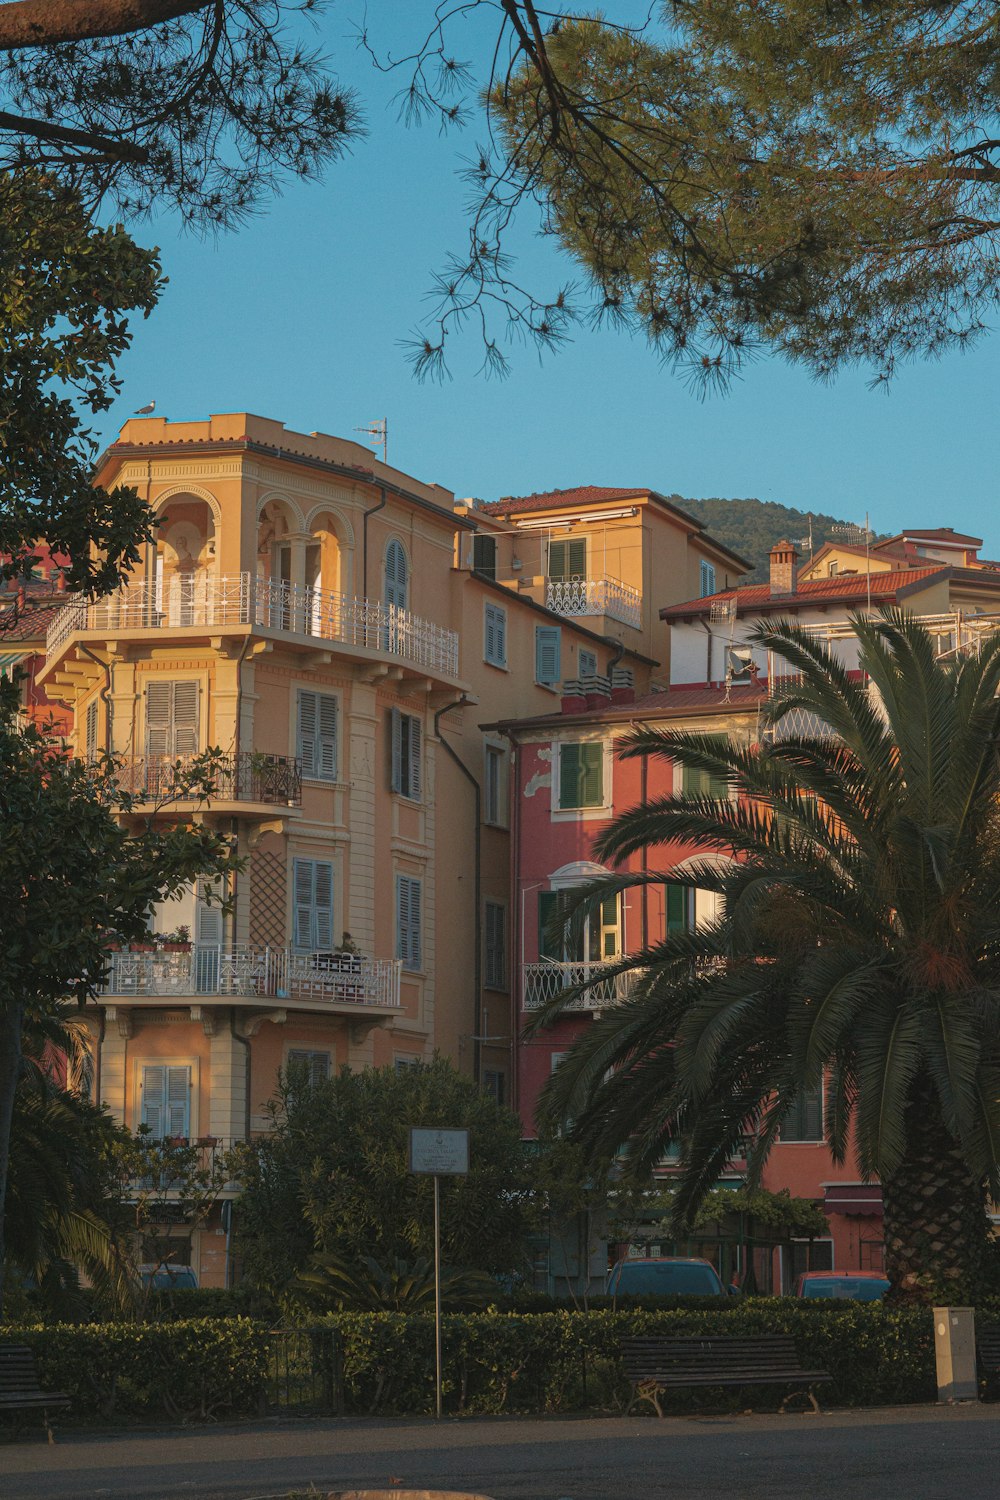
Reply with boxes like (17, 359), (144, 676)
(607, 1256), (731, 1298)
(794, 1271), (890, 1301)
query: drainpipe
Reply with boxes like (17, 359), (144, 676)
(433, 695), (482, 1084)
(231, 1007), (251, 1139)
(362, 486), (388, 598)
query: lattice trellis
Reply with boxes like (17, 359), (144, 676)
(249, 848), (287, 949)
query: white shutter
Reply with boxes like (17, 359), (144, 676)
(297, 691), (317, 778)
(165, 1066), (191, 1138)
(317, 695), (338, 781)
(172, 681), (200, 755)
(85, 697), (99, 762)
(145, 681), (172, 757)
(407, 716), (422, 800)
(141, 1064), (165, 1137)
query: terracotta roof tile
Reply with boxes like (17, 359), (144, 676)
(660, 566), (947, 619)
(482, 486), (646, 517)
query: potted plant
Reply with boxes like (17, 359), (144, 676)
(158, 925), (192, 953)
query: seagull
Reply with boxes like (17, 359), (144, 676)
(133, 399), (156, 415)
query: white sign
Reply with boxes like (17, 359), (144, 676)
(409, 1127), (470, 1176)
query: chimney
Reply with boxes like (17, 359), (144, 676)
(769, 539), (799, 597)
(610, 665), (636, 706)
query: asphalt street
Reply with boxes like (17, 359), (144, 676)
(2, 1404), (999, 1500)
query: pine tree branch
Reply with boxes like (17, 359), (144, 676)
(0, 0), (211, 52)
(0, 107), (149, 160)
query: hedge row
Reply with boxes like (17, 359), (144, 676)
(4, 1304), (948, 1421)
(324, 1303), (939, 1414)
(8, 1318), (269, 1420)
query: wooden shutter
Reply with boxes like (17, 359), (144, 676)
(172, 682), (200, 754)
(297, 691), (317, 778)
(549, 538), (587, 580)
(146, 680), (199, 758)
(85, 697), (99, 761)
(485, 902), (506, 989)
(288, 1049), (330, 1086)
(580, 743), (603, 805)
(385, 540), (408, 610)
(407, 715), (421, 800)
(292, 859), (334, 950)
(472, 534), (496, 578)
(535, 626), (561, 685)
(390, 707), (402, 793)
(485, 603), (506, 666)
(145, 680), (172, 757)
(538, 890), (561, 961)
(317, 695), (338, 781)
(141, 1064), (165, 1137)
(293, 858), (315, 949)
(559, 742), (582, 808)
(579, 649), (598, 678)
(313, 861), (334, 949)
(396, 875), (422, 969)
(666, 883), (688, 933)
(165, 1066), (190, 1138)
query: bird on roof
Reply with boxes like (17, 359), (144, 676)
(133, 400), (155, 415)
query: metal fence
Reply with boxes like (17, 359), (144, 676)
(261, 1326), (344, 1415)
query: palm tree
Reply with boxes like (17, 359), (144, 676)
(537, 610), (1000, 1301)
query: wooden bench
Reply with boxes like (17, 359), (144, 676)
(621, 1335), (832, 1417)
(0, 1344), (70, 1442)
(976, 1322), (1000, 1396)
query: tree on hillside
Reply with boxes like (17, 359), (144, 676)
(233, 1058), (533, 1296)
(0, 685), (235, 1312)
(672, 498), (859, 583)
(536, 611), (1000, 1302)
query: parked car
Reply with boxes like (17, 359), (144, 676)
(794, 1271), (890, 1301)
(607, 1256), (733, 1298)
(139, 1264), (198, 1291)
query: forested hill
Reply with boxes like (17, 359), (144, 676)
(669, 496), (859, 582)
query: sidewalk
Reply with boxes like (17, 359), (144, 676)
(2, 1403), (998, 1500)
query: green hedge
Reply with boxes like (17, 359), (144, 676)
(325, 1302), (939, 1415)
(7, 1318), (268, 1420)
(3, 1303), (945, 1422)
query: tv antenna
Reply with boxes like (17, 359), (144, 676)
(790, 513), (814, 555)
(832, 513), (874, 608)
(355, 417), (387, 465)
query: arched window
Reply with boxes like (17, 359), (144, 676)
(384, 539), (408, 612)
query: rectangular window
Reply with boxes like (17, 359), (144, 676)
(683, 764), (731, 799)
(550, 1051), (569, 1073)
(390, 708), (422, 800)
(549, 537), (587, 580)
(286, 1049), (330, 1087)
(472, 534), (497, 578)
(578, 648), (598, 678)
(484, 602), (508, 667)
(85, 697), (99, 762)
(395, 1055), (420, 1072)
(140, 1064), (191, 1140)
(699, 560), (717, 597)
(539, 890), (619, 962)
(396, 874), (423, 970)
(292, 857), (335, 951)
(789, 1239), (834, 1281)
(145, 679), (200, 759)
(535, 625), (561, 687)
(666, 882), (690, 934)
(483, 1069), (505, 1105)
(484, 901), (507, 989)
(781, 1083), (824, 1142)
(558, 741), (605, 810)
(484, 744), (505, 826)
(297, 690), (338, 781)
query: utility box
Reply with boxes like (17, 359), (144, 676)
(933, 1306), (978, 1402)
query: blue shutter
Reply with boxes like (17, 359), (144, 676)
(535, 626), (561, 686)
(396, 875), (422, 969)
(298, 691), (317, 778)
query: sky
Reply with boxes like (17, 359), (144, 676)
(96, 3), (1000, 554)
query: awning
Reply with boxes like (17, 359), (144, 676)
(822, 1183), (883, 1218)
(0, 650), (28, 676)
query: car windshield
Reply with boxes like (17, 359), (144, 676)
(802, 1277), (889, 1301)
(610, 1261), (723, 1296)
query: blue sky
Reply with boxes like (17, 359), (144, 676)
(98, 4), (1000, 554)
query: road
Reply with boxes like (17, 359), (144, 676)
(2, 1404), (999, 1500)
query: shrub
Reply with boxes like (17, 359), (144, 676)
(7, 1318), (268, 1420)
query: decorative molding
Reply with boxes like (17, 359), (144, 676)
(152, 483), (223, 526)
(189, 1005), (220, 1037)
(104, 1005), (133, 1038)
(241, 1008), (287, 1038)
(349, 1014), (394, 1046)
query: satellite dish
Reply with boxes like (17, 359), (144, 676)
(727, 647), (755, 681)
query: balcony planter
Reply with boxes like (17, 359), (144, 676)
(159, 942), (192, 953)
(195, 1135), (219, 1148)
(130, 942), (155, 953)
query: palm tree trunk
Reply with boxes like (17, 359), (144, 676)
(0, 997), (25, 1318)
(881, 1079), (995, 1302)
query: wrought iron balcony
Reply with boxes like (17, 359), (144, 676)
(101, 945), (402, 1010)
(545, 574), (642, 629)
(521, 960), (640, 1012)
(114, 753), (302, 807)
(47, 573), (460, 679)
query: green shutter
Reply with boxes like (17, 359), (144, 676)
(560, 742), (603, 808)
(559, 742), (582, 808)
(684, 765), (729, 799)
(666, 883), (688, 933)
(538, 891), (561, 960)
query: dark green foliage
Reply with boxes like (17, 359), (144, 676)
(539, 611), (1000, 1302)
(7, 1318), (268, 1420)
(233, 1058), (534, 1298)
(671, 497), (861, 583)
(0, 170), (161, 591)
(294, 1251), (500, 1313)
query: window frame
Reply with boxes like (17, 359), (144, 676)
(534, 624), (562, 687)
(138, 1062), (193, 1140)
(538, 888), (621, 963)
(297, 688), (339, 782)
(548, 536), (588, 581)
(484, 900), (507, 990)
(699, 559), (717, 597)
(779, 1082), (825, 1143)
(484, 742), (506, 827)
(578, 647), (598, 678)
(286, 1048), (331, 1087)
(390, 707), (422, 801)
(553, 738), (610, 815)
(291, 856), (335, 952)
(396, 873), (423, 971)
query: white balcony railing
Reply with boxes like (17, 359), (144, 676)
(522, 960), (640, 1012)
(101, 945), (402, 1010)
(47, 573), (460, 678)
(545, 575), (642, 629)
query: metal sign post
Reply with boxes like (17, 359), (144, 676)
(409, 1127), (470, 1418)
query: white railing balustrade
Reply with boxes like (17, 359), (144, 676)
(545, 574), (642, 629)
(101, 945), (402, 1010)
(521, 960), (639, 1012)
(47, 573), (460, 678)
